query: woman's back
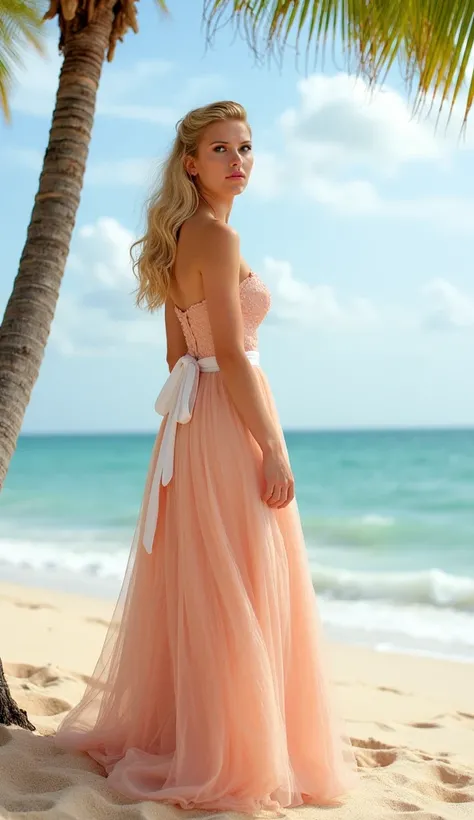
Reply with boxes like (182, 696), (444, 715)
(170, 213), (252, 311)
(174, 270), (271, 358)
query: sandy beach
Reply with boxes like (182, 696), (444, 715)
(0, 579), (473, 819)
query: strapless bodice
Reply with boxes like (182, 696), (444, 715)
(174, 272), (271, 358)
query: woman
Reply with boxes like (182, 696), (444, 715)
(55, 100), (357, 813)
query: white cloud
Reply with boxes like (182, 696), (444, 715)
(281, 74), (444, 177)
(422, 278), (474, 330)
(245, 72), (474, 231)
(262, 257), (380, 332)
(51, 218), (162, 355)
(77, 218), (135, 290)
(262, 262), (474, 336)
(301, 177), (474, 231)
(51, 226), (474, 354)
(53, 228), (386, 356)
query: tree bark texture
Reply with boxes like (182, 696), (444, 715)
(0, 658), (35, 731)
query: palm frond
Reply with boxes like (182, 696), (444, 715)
(0, 0), (45, 121)
(203, 0), (474, 126)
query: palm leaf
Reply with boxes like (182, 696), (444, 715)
(204, 0), (474, 126)
(0, 0), (45, 121)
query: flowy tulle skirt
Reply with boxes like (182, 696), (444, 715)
(54, 367), (357, 813)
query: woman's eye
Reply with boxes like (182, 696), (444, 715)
(213, 144), (252, 153)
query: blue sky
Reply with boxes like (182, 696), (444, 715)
(2, 4), (474, 433)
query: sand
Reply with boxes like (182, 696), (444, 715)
(1, 579), (473, 819)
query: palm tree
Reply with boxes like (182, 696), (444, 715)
(0, 0), (43, 734)
(0, 1), (473, 728)
(0, 0), (44, 120)
(0, 0), (166, 493)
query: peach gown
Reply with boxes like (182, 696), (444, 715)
(54, 272), (357, 812)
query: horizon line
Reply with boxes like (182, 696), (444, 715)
(18, 424), (474, 438)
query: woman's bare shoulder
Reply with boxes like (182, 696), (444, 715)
(174, 212), (240, 306)
(181, 212), (239, 254)
(172, 214), (240, 308)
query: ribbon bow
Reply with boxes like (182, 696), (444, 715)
(142, 354), (200, 553)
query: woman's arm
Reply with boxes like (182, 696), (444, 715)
(164, 297), (188, 371)
(198, 221), (294, 509)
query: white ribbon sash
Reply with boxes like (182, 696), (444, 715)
(142, 350), (260, 553)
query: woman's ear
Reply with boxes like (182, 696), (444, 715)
(184, 156), (197, 178)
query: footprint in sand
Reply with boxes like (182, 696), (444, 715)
(5, 663), (62, 688)
(5, 664), (73, 717)
(2, 796), (56, 813)
(16, 693), (71, 717)
(386, 799), (420, 812)
(415, 815), (447, 820)
(418, 751), (451, 762)
(434, 785), (474, 804)
(407, 760), (474, 804)
(409, 721), (440, 729)
(351, 737), (396, 750)
(351, 737), (398, 768)
(436, 763), (474, 788)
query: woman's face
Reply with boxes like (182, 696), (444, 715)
(186, 119), (253, 198)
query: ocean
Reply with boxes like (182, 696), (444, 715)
(2, 428), (474, 663)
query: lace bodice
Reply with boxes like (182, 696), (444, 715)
(174, 272), (271, 358)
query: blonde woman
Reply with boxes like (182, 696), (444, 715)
(55, 101), (356, 812)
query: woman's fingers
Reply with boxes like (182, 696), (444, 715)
(265, 483), (296, 507)
(267, 486), (283, 507)
(262, 471), (295, 509)
(276, 480), (295, 509)
(262, 481), (276, 503)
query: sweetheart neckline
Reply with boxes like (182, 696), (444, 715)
(173, 272), (255, 316)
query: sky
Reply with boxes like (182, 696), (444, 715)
(2, 4), (474, 434)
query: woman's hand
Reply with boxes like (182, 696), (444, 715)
(261, 442), (295, 509)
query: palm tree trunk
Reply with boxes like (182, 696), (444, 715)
(0, 3), (115, 726)
(0, 3), (115, 489)
(0, 658), (35, 731)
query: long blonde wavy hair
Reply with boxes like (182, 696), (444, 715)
(131, 100), (250, 312)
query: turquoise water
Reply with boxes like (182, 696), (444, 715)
(2, 429), (474, 660)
